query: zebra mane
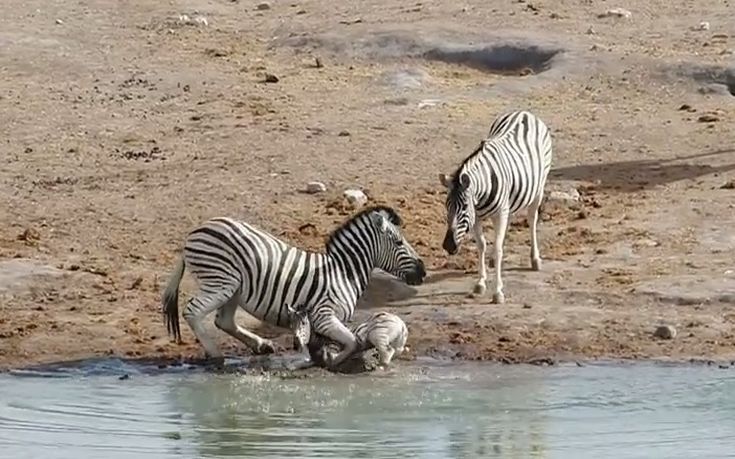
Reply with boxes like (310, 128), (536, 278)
(450, 141), (485, 188)
(326, 205), (403, 247)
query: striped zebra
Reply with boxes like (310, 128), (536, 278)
(161, 205), (426, 368)
(301, 311), (409, 368)
(439, 109), (553, 304)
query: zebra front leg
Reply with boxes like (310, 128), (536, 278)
(376, 343), (396, 368)
(214, 299), (275, 355)
(314, 314), (358, 369)
(491, 207), (510, 304)
(528, 195), (543, 271)
(472, 221), (488, 296)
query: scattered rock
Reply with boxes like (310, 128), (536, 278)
(55, 19), (64, 25)
(693, 21), (710, 31)
(720, 180), (735, 190)
(314, 57), (323, 68)
(256, 2), (271, 10)
(18, 228), (41, 245)
(193, 16), (208, 26)
(263, 73), (279, 83)
(598, 8), (632, 19)
(338, 130), (351, 137)
(678, 103), (696, 112)
(343, 189), (368, 208)
(418, 99), (441, 109)
(697, 113), (720, 123)
(548, 188), (581, 203)
(118, 374), (130, 381)
(339, 17), (363, 25)
(653, 325), (677, 340)
(305, 181), (327, 194)
(586, 26), (596, 35)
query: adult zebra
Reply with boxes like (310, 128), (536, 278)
(161, 205), (426, 368)
(439, 109), (553, 304)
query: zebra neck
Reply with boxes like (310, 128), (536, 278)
(325, 234), (377, 301)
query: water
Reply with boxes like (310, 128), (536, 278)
(1, 358), (734, 459)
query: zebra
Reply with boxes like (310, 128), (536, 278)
(161, 205), (426, 368)
(301, 311), (409, 368)
(285, 302), (311, 358)
(438, 109), (553, 304)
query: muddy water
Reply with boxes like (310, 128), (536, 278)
(1, 359), (733, 458)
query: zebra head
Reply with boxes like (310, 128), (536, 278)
(286, 303), (311, 356)
(439, 170), (476, 255)
(366, 207), (426, 286)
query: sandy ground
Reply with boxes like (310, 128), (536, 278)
(1, 0), (735, 370)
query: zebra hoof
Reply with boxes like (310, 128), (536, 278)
(531, 258), (542, 271)
(492, 292), (505, 304)
(473, 282), (487, 296)
(255, 340), (276, 355)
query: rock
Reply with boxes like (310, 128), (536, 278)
(305, 181), (327, 194)
(653, 325), (677, 340)
(263, 73), (279, 83)
(55, 19), (64, 25)
(598, 8), (632, 19)
(586, 26), (596, 34)
(678, 103), (696, 112)
(314, 57), (323, 68)
(693, 21), (710, 31)
(256, 2), (271, 10)
(337, 130), (351, 137)
(343, 189), (368, 208)
(548, 188), (581, 203)
(720, 180), (735, 190)
(698, 113), (720, 123)
(193, 16), (208, 26)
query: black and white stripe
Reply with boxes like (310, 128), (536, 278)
(439, 109), (553, 304)
(161, 205), (426, 368)
(305, 311), (409, 367)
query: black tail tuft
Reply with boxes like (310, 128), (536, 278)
(163, 288), (181, 343)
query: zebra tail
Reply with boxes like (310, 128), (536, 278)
(162, 256), (186, 343)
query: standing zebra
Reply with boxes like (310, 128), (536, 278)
(161, 205), (426, 368)
(439, 110), (553, 304)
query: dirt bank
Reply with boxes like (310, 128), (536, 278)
(1, 0), (734, 369)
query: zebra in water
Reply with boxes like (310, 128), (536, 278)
(300, 311), (409, 368)
(438, 109), (553, 304)
(161, 205), (426, 368)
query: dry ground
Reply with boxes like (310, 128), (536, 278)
(1, 0), (734, 369)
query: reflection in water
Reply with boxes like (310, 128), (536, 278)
(1, 361), (734, 458)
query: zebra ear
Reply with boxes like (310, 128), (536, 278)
(370, 212), (390, 231)
(458, 172), (471, 188)
(438, 173), (451, 188)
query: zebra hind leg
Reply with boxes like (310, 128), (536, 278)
(214, 298), (276, 355)
(182, 287), (239, 363)
(376, 344), (396, 368)
(528, 194), (543, 271)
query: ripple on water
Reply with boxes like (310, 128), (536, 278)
(1, 360), (734, 459)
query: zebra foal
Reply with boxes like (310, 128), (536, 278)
(300, 311), (409, 368)
(439, 110), (553, 304)
(161, 206), (426, 368)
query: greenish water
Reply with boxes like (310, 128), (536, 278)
(1, 358), (734, 458)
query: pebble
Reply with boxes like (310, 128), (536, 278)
(305, 181), (327, 194)
(263, 73), (279, 83)
(338, 130), (351, 137)
(55, 18), (64, 25)
(693, 21), (710, 31)
(256, 2), (271, 10)
(653, 325), (677, 340)
(599, 8), (632, 19)
(343, 189), (368, 208)
(698, 113), (720, 123)
(548, 188), (581, 203)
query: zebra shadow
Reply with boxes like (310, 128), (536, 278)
(357, 271), (421, 308)
(549, 148), (735, 191)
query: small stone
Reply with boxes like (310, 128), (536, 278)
(193, 15), (208, 26)
(55, 18), (64, 25)
(305, 181), (327, 194)
(314, 57), (323, 68)
(586, 26), (596, 34)
(263, 73), (279, 83)
(548, 188), (581, 203)
(338, 130), (351, 137)
(678, 103), (695, 112)
(343, 189), (368, 208)
(693, 21), (710, 31)
(720, 180), (735, 190)
(653, 325), (677, 340)
(698, 113), (720, 123)
(598, 8), (632, 19)
(256, 2), (271, 10)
